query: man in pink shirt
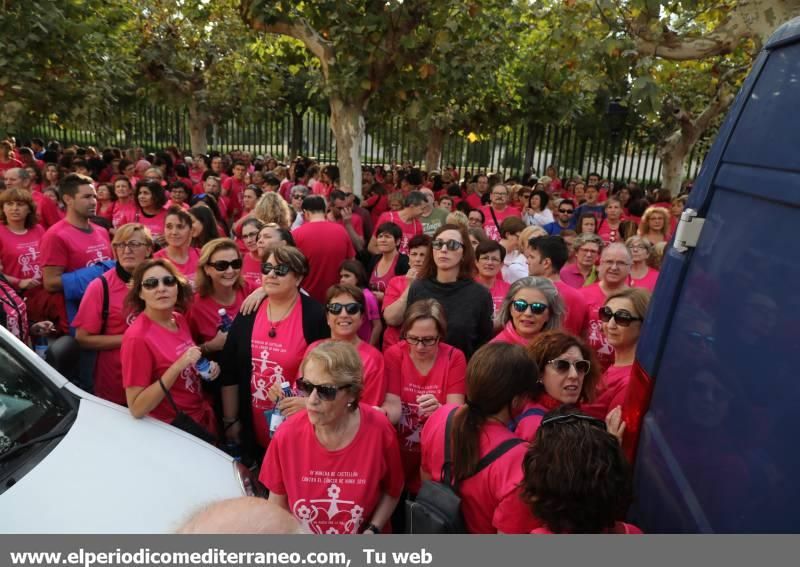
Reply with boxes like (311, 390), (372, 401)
(465, 174), (489, 210)
(559, 232), (603, 288)
(292, 195), (355, 303)
(526, 235), (589, 338)
(327, 189), (365, 252)
(481, 184), (522, 241)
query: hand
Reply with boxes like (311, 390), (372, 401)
(340, 207), (353, 223)
(405, 268), (418, 281)
(240, 288), (267, 315)
(605, 405), (626, 445)
(181, 346), (202, 369)
(416, 394), (440, 417)
(204, 330), (228, 353)
(30, 320), (55, 336)
(20, 279), (41, 291)
(278, 396), (307, 417)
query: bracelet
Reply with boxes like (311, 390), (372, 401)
(365, 523), (380, 534)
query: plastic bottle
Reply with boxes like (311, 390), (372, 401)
(195, 357), (213, 381)
(217, 308), (233, 333)
(34, 337), (48, 360)
(269, 381), (294, 437)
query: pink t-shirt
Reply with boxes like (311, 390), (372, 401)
(72, 269), (136, 406)
(627, 267), (659, 293)
(0, 278), (28, 341)
(597, 221), (625, 244)
(374, 211), (423, 255)
(311, 180), (333, 199)
(510, 395), (561, 443)
(306, 339), (386, 407)
(293, 221), (355, 303)
(385, 342), (466, 494)
(31, 191), (64, 229)
(187, 288), (246, 345)
(135, 209), (169, 241)
(554, 279), (589, 338)
(249, 299), (307, 448)
(120, 312), (215, 432)
(477, 277), (510, 323)
(111, 201), (137, 229)
(380, 275), (409, 351)
(481, 205), (522, 241)
(421, 404), (539, 533)
(0, 224), (45, 283)
(582, 364), (632, 420)
(333, 214), (364, 238)
(490, 322), (529, 346)
(40, 220), (112, 272)
(579, 283), (615, 371)
(222, 177), (247, 215)
(260, 404), (404, 534)
(369, 254), (398, 295)
(241, 252), (263, 293)
(357, 288), (381, 343)
(465, 193), (484, 210)
(154, 247), (200, 288)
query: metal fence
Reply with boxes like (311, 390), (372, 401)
(20, 104), (708, 185)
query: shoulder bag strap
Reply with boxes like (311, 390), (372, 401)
(508, 407), (546, 432)
(158, 378), (181, 413)
(441, 407), (459, 487)
(473, 438), (525, 476)
(99, 275), (109, 335)
(489, 207), (501, 234)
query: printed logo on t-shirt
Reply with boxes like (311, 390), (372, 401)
(250, 343), (287, 409)
(18, 246), (42, 279)
(293, 481), (366, 534)
(398, 402), (422, 450)
(125, 312), (138, 327)
(587, 319), (614, 358)
(85, 244), (111, 268)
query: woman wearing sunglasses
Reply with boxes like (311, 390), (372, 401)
(382, 299), (466, 496)
(121, 258), (218, 435)
(259, 341), (403, 534)
(338, 260), (383, 348)
(387, 224), (492, 359)
(73, 223), (153, 406)
(154, 206), (200, 288)
(420, 343), (540, 533)
(220, 246), (329, 459)
(492, 277), (565, 346)
(522, 405), (639, 534)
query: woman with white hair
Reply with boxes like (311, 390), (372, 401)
(491, 277), (565, 346)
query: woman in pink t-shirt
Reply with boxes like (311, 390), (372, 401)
(597, 197), (625, 244)
(74, 223), (153, 406)
(260, 341), (404, 534)
(95, 182), (115, 222)
(491, 277), (564, 347)
(521, 404), (640, 534)
(383, 299), (466, 495)
(339, 260), (383, 348)
(121, 258), (218, 436)
(473, 240), (510, 327)
(154, 207), (200, 288)
(367, 222), (410, 304)
(134, 180), (169, 247)
(239, 218), (265, 293)
(625, 235), (659, 292)
(111, 176), (137, 232)
(420, 342), (539, 533)
(381, 234), (430, 351)
(638, 206), (670, 246)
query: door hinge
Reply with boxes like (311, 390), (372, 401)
(673, 208), (706, 253)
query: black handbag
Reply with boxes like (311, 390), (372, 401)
(159, 379), (217, 445)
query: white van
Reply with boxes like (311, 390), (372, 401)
(0, 326), (257, 533)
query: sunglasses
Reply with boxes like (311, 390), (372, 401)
(141, 275), (178, 290)
(431, 239), (464, 251)
(558, 209), (574, 214)
(296, 378), (351, 402)
(548, 358), (591, 375)
(405, 335), (439, 347)
(326, 302), (363, 315)
(261, 263), (291, 276)
(512, 300), (549, 315)
(541, 413), (606, 429)
(209, 259), (242, 271)
(599, 306), (642, 327)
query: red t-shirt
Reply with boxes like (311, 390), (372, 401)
(490, 322), (529, 346)
(154, 247), (200, 289)
(627, 267), (659, 293)
(0, 224), (45, 283)
(532, 522), (643, 534)
(120, 312), (216, 432)
(111, 201), (137, 229)
(385, 342), (466, 494)
(369, 254), (398, 295)
(477, 277), (510, 323)
(260, 404), (404, 534)
(0, 158), (23, 173)
(222, 177), (247, 216)
(583, 364), (632, 420)
(465, 192), (484, 210)
(72, 268), (136, 406)
(187, 288), (247, 345)
(31, 191), (64, 229)
(311, 180), (332, 199)
(293, 221), (355, 303)
(306, 339), (386, 407)
(373, 211), (422, 255)
(579, 283), (615, 370)
(481, 205), (521, 241)
(241, 252), (263, 293)
(333, 214), (364, 238)
(249, 299), (307, 448)
(554, 279), (589, 338)
(380, 275), (409, 351)
(421, 404), (539, 533)
(40, 220), (112, 272)
(597, 221), (625, 244)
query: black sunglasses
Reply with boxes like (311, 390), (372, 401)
(141, 275), (178, 290)
(209, 259), (242, 271)
(541, 413), (606, 430)
(261, 263), (291, 276)
(296, 378), (351, 401)
(558, 208), (574, 214)
(431, 239), (464, 251)
(598, 306), (642, 327)
(326, 302), (363, 315)
(548, 358), (591, 374)
(512, 300), (549, 315)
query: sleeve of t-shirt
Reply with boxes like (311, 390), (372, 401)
(39, 230), (68, 268)
(381, 278), (405, 314)
(445, 348), (467, 396)
(491, 447), (541, 533)
(384, 345), (402, 397)
(365, 290), (380, 322)
(259, 427), (287, 495)
(380, 418), (405, 498)
(71, 278), (104, 333)
(361, 350), (386, 406)
(120, 332), (157, 389)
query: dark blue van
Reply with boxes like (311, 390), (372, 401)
(625, 17), (800, 533)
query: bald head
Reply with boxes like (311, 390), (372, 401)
(176, 497), (305, 534)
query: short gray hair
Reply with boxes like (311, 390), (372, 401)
(499, 276), (565, 331)
(572, 232), (604, 253)
(290, 184), (309, 197)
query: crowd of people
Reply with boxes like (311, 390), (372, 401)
(1, 137), (689, 534)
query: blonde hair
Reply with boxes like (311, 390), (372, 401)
(300, 341), (363, 408)
(446, 210), (469, 228)
(638, 206), (670, 239)
(253, 192), (292, 229)
(519, 225), (547, 253)
(113, 223), (154, 255)
(195, 238), (245, 297)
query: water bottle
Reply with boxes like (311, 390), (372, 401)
(269, 381), (294, 437)
(195, 356), (213, 381)
(34, 336), (48, 359)
(217, 308), (233, 333)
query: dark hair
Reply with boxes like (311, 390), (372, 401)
(189, 193), (225, 228)
(188, 204), (220, 248)
(475, 239), (506, 262)
(301, 195), (326, 213)
(577, 213), (597, 233)
(339, 259), (369, 289)
(403, 191), (427, 208)
(452, 343), (537, 482)
(263, 174), (280, 188)
(329, 189), (349, 203)
(164, 205), (193, 228)
(174, 163), (189, 179)
(58, 172), (94, 199)
(526, 331), (600, 403)
(0, 187), (37, 228)
(627, 198), (650, 218)
(499, 216), (526, 239)
(529, 189), (550, 211)
(322, 164), (340, 184)
(126, 258), (193, 314)
(467, 208), (485, 223)
(375, 222), (402, 244)
(528, 236), (569, 271)
(135, 179), (168, 210)
(420, 224), (475, 281)
(559, 198), (575, 209)
(521, 404), (632, 533)
(405, 169), (423, 187)
(268, 245), (308, 277)
(407, 233), (432, 251)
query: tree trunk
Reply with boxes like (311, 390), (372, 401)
(289, 109), (305, 159)
(188, 98), (210, 155)
(329, 96), (365, 196)
(659, 141), (689, 195)
(424, 127), (446, 173)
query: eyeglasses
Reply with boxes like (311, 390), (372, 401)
(112, 241), (148, 251)
(601, 260), (631, 268)
(599, 306), (642, 327)
(558, 209), (574, 214)
(242, 232), (260, 240)
(405, 335), (439, 347)
(431, 239), (464, 251)
(291, 193), (305, 199)
(478, 255), (502, 263)
(512, 300), (549, 315)
(296, 378), (351, 401)
(209, 259), (242, 271)
(541, 413), (606, 429)
(326, 302), (363, 315)
(141, 275), (178, 290)
(548, 358), (591, 375)
(261, 263), (292, 276)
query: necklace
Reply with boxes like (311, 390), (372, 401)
(267, 294), (298, 338)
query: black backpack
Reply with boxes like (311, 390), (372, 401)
(405, 407), (524, 534)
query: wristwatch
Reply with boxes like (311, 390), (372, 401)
(365, 523), (381, 534)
